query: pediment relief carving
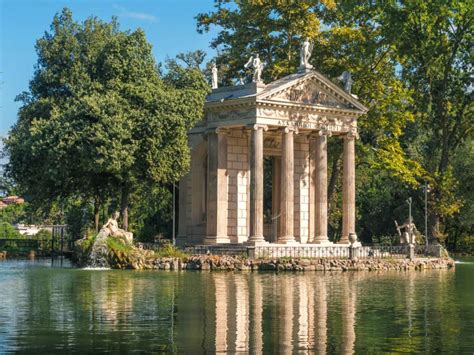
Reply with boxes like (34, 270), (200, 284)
(264, 78), (353, 109)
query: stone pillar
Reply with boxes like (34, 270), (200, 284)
(341, 132), (356, 244)
(313, 131), (330, 244)
(271, 158), (281, 243)
(248, 124), (268, 245)
(279, 127), (297, 244)
(205, 129), (230, 244)
(177, 176), (188, 244)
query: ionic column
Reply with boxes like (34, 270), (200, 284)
(279, 127), (296, 244)
(248, 124), (268, 245)
(313, 130), (330, 243)
(205, 128), (230, 244)
(340, 130), (357, 244)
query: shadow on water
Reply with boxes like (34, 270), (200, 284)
(0, 258), (473, 353)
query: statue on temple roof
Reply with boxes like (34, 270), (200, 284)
(338, 71), (353, 93)
(244, 54), (264, 83)
(211, 62), (218, 89)
(299, 38), (314, 71)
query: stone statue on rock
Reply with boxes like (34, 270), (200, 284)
(395, 219), (418, 245)
(102, 211), (133, 244)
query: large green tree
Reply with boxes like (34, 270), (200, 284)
(382, 0), (473, 242)
(4, 8), (209, 232)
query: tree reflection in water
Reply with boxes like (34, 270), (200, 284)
(0, 260), (471, 354)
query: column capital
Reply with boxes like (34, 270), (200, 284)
(318, 125), (333, 137)
(345, 127), (359, 139)
(205, 127), (231, 137)
(282, 126), (299, 134)
(248, 124), (268, 131)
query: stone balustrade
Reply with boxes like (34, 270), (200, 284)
(186, 243), (446, 259)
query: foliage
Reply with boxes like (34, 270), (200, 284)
(382, 0), (473, 240)
(35, 229), (52, 240)
(0, 222), (23, 239)
(197, 0), (335, 83)
(0, 203), (26, 225)
(4, 8), (209, 234)
(154, 243), (189, 259)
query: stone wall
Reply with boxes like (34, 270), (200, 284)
(140, 255), (456, 272)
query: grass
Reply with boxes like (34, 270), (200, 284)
(154, 243), (189, 259)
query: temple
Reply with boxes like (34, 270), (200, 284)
(177, 68), (368, 246)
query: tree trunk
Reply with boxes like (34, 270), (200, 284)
(94, 196), (100, 233)
(120, 185), (129, 231)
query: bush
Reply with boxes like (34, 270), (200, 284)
(154, 243), (189, 259)
(0, 222), (23, 239)
(35, 229), (52, 240)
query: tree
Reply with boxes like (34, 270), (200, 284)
(4, 8), (209, 232)
(382, 0), (473, 242)
(197, 0), (335, 83)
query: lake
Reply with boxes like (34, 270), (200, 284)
(0, 258), (473, 353)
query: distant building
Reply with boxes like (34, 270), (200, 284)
(0, 201), (7, 210)
(2, 196), (25, 205)
(14, 224), (53, 236)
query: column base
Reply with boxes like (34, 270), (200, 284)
(310, 238), (333, 245)
(276, 236), (299, 245)
(203, 236), (231, 245)
(337, 238), (350, 245)
(245, 237), (269, 246)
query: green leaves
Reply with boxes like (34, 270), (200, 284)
(4, 8), (209, 231)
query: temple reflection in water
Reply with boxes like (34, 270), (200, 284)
(191, 273), (359, 354)
(2, 263), (464, 354)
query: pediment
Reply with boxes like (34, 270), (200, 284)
(257, 71), (368, 113)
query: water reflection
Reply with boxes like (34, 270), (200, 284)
(0, 260), (472, 354)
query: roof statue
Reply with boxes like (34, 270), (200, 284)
(211, 62), (218, 89)
(299, 38), (314, 72)
(338, 71), (353, 93)
(244, 54), (264, 83)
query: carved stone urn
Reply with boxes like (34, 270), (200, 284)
(348, 233), (358, 245)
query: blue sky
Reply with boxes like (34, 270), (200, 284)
(0, 0), (218, 137)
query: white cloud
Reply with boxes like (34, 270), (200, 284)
(113, 5), (158, 23)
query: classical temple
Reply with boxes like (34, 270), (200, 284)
(177, 62), (368, 246)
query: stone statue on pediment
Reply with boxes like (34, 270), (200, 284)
(338, 71), (353, 93)
(211, 62), (218, 89)
(244, 54), (264, 83)
(299, 38), (314, 71)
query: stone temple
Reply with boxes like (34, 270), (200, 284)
(177, 66), (368, 247)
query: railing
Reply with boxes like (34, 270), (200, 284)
(353, 245), (409, 259)
(254, 245), (350, 259)
(0, 239), (53, 254)
(186, 243), (446, 259)
(415, 244), (443, 257)
(189, 245), (249, 256)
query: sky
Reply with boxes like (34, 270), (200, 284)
(0, 0), (218, 137)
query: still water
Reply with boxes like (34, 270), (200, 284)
(0, 258), (473, 353)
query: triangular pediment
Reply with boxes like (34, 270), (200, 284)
(257, 71), (368, 113)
